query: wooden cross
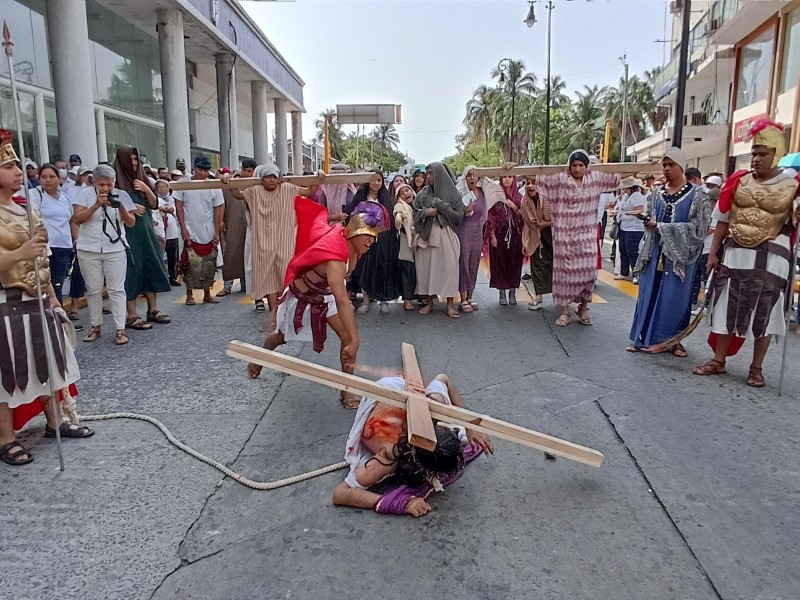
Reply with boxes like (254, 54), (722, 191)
(402, 342), (437, 452)
(169, 161), (662, 192)
(227, 340), (605, 468)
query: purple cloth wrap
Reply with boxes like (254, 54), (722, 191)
(375, 441), (483, 515)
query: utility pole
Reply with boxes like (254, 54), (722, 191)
(544, 1), (553, 164)
(672, 0), (692, 147)
(620, 54), (629, 163)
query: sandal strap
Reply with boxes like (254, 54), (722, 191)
(0, 441), (26, 457)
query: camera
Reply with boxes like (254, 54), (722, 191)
(107, 192), (121, 209)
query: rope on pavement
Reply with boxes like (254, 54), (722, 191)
(80, 412), (347, 490)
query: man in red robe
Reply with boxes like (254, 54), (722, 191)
(247, 197), (382, 408)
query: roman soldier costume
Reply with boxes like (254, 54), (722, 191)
(709, 120), (800, 345)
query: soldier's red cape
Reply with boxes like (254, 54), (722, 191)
(284, 196), (349, 287)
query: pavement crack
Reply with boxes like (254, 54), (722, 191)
(593, 397), (724, 600)
(148, 372), (290, 599)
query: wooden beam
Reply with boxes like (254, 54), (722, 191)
(469, 161), (662, 179)
(227, 341), (604, 468)
(401, 343), (437, 452)
(170, 172), (374, 191)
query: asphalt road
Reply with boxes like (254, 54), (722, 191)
(4, 269), (800, 600)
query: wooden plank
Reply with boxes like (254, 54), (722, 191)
(170, 172), (374, 191)
(227, 341), (604, 467)
(401, 343), (436, 452)
(469, 161), (662, 179)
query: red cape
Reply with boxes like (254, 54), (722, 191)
(284, 196), (349, 287)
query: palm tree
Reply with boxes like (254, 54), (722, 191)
(314, 109), (346, 160)
(491, 59), (537, 161)
(560, 85), (607, 153)
(464, 84), (499, 152)
(371, 124), (400, 151)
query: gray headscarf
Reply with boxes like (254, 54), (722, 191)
(254, 163), (281, 179)
(413, 162), (465, 241)
(568, 149), (590, 169)
(662, 146), (687, 172)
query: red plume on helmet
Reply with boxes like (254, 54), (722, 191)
(747, 118), (785, 140)
(0, 129), (12, 145)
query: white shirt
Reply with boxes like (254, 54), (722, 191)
(173, 182), (224, 244)
(74, 187), (131, 254)
(702, 217), (718, 255)
(29, 187), (74, 249)
(158, 194), (180, 239)
(67, 183), (90, 203)
(617, 191), (647, 232)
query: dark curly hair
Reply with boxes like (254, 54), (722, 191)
(392, 426), (465, 488)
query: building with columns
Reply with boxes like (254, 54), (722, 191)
(0, 0), (306, 173)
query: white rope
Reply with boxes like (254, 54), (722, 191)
(79, 413), (346, 490)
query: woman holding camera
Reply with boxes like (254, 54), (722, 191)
(73, 164), (135, 345)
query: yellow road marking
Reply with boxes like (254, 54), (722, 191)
(596, 269), (638, 299)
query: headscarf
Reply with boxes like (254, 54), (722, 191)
(411, 168), (427, 193)
(500, 175), (522, 206)
(254, 163), (281, 179)
(456, 164), (504, 226)
(413, 162), (465, 241)
(113, 145), (152, 194)
(662, 146), (687, 172)
(567, 149), (590, 169)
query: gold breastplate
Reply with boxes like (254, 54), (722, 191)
(729, 173), (797, 248)
(0, 204), (51, 296)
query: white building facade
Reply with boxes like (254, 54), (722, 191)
(0, 0), (306, 173)
(630, 0), (799, 174)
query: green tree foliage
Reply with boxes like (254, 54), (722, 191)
(314, 109), (346, 161)
(457, 59), (664, 165)
(443, 140), (503, 175)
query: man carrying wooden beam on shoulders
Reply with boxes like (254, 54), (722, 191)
(333, 374), (494, 517)
(245, 196), (381, 409)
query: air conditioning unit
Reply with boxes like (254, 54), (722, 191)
(707, 17), (721, 32)
(670, 0), (683, 14)
(684, 112), (709, 127)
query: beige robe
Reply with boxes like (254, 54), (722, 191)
(243, 183), (299, 298)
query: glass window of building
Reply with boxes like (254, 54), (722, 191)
(105, 115), (166, 167)
(779, 9), (800, 93)
(0, 0), (51, 89)
(86, 0), (163, 121)
(736, 27), (776, 109)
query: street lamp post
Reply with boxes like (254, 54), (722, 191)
(525, 1), (554, 164)
(620, 54), (629, 163)
(673, 0), (692, 147)
(497, 58), (517, 163)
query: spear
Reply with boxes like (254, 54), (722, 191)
(3, 21), (65, 470)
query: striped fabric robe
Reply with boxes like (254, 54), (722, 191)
(537, 171), (619, 306)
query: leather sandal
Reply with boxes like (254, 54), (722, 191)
(83, 326), (101, 342)
(555, 313), (571, 327)
(0, 440), (33, 465)
(747, 366), (765, 388)
(115, 330), (129, 346)
(692, 359), (727, 376)
(146, 310), (171, 324)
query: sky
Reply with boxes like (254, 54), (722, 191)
(244, 0), (672, 164)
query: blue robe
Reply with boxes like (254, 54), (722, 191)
(629, 186), (699, 347)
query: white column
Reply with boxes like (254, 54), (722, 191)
(34, 93), (49, 164)
(95, 108), (108, 162)
(274, 97), (288, 174)
(157, 8), (192, 169)
(215, 53), (235, 168)
(45, 0), (98, 166)
(229, 67), (239, 167)
(251, 81), (269, 164)
(291, 111), (303, 174)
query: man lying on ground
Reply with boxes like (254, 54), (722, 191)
(333, 374), (494, 516)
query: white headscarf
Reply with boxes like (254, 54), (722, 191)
(254, 163), (281, 179)
(662, 147), (687, 172)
